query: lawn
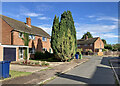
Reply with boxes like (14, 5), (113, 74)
(0, 70), (32, 80)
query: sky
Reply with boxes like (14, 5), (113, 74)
(2, 2), (118, 44)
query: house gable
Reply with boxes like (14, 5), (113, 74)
(94, 37), (104, 49)
(0, 17), (13, 45)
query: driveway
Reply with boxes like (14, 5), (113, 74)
(46, 56), (115, 84)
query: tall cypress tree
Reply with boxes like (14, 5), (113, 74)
(51, 11), (77, 61)
(51, 15), (59, 55)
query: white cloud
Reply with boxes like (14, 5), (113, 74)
(75, 23), (117, 39)
(88, 15), (95, 18)
(19, 6), (43, 17)
(38, 17), (51, 20)
(37, 24), (52, 35)
(96, 16), (118, 22)
(101, 33), (118, 38)
(36, 4), (53, 12)
(24, 13), (42, 17)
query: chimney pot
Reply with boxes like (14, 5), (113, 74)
(26, 17), (31, 27)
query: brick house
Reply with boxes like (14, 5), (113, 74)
(0, 15), (52, 61)
(77, 36), (104, 55)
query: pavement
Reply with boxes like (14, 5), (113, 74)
(45, 56), (115, 85)
(2, 58), (88, 85)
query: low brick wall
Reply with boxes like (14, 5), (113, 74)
(103, 51), (120, 56)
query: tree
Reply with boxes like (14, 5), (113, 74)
(112, 44), (120, 51)
(102, 39), (107, 44)
(51, 11), (77, 61)
(51, 15), (59, 55)
(104, 44), (112, 50)
(21, 32), (30, 63)
(81, 32), (93, 39)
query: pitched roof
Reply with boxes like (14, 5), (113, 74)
(77, 37), (99, 45)
(0, 15), (51, 38)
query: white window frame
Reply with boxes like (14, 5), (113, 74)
(49, 48), (52, 53)
(19, 32), (23, 38)
(19, 48), (24, 59)
(90, 44), (93, 46)
(42, 37), (47, 41)
(77, 44), (80, 47)
(29, 48), (35, 54)
(42, 48), (47, 51)
(29, 35), (35, 40)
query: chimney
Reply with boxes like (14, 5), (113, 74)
(85, 35), (88, 40)
(26, 17), (31, 27)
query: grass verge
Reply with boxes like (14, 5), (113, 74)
(39, 67), (53, 72)
(0, 70), (32, 81)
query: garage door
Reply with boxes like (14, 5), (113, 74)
(4, 47), (16, 61)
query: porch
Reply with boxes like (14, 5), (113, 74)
(0, 44), (29, 61)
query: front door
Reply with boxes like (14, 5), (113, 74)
(19, 48), (23, 59)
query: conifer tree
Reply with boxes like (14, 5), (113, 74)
(51, 11), (77, 61)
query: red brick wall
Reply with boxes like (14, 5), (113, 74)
(12, 31), (51, 52)
(29, 36), (51, 52)
(77, 37), (104, 52)
(77, 44), (94, 52)
(94, 37), (104, 49)
(0, 17), (13, 45)
(12, 31), (24, 46)
(1, 18), (51, 52)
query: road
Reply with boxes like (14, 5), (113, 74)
(45, 56), (115, 84)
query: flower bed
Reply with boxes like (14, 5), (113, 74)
(11, 60), (49, 67)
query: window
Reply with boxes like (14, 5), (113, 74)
(90, 44), (93, 46)
(84, 44), (88, 46)
(42, 48), (47, 52)
(42, 37), (47, 41)
(49, 48), (52, 53)
(19, 48), (23, 59)
(19, 32), (23, 38)
(29, 35), (35, 40)
(29, 48), (35, 54)
(77, 44), (80, 47)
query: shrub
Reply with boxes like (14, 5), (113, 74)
(45, 63), (49, 66)
(77, 48), (83, 54)
(34, 51), (52, 60)
(67, 59), (71, 62)
(88, 50), (93, 53)
(41, 61), (49, 66)
(102, 49), (108, 52)
(34, 52), (44, 59)
(35, 62), (39, 65)
(44, 51), (51, 59)
(104, 44), (112, 50)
